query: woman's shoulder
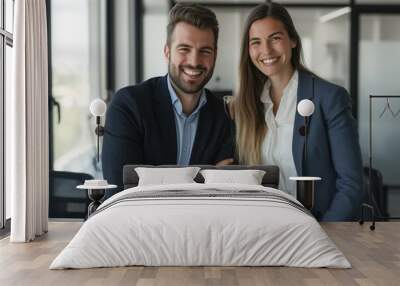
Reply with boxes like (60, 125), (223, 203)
(299, 70), (348, 98)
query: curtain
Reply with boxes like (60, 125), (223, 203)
(7, 0), (49, 242)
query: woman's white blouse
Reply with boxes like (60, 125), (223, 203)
(260, 71), (299, 197)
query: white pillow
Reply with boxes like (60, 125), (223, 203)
(200, 169), (266, 185)
(135, 167), (201, 186)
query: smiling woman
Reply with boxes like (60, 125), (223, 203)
(232, 2), (363, 221)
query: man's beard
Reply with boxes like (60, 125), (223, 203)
(168, 62), (214, 95)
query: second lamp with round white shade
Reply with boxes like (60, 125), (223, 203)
(291, 99), (320, 210)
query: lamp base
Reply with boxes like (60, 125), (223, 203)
(87, 189), (105, 216)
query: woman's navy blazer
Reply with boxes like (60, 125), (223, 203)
(293, 70), (364, 221)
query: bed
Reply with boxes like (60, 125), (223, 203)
(50, 165), (350, 269)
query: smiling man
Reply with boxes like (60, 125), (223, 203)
(102, 3), (234, 194)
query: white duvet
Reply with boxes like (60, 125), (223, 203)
(50, 183), (350, 269)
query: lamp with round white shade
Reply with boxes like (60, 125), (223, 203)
(90, 98), (107, 117)
(297, 99), (315, 117)
(89, 99), (107, 163)
(297, 99), (315, 169)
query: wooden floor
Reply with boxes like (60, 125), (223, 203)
(0, 222), (399, 286)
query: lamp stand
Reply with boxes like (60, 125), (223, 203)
(94, 116), (105, 163)
(304, 116), (309, 173)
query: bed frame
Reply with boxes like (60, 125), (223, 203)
(123, 165), (279, 189)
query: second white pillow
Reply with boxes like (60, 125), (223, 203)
(200, 169), (266, 185)
(135, 167), (201, 186)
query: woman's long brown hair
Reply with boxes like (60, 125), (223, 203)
(234, 2), (308, 165)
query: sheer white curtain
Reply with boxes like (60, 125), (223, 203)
(7, 0), (49, 242)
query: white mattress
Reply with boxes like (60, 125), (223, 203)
(50, 183), (351, 269)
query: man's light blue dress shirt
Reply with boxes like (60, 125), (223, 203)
(167, 75), (207, 165)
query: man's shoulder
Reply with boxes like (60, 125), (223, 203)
(299, 71), (348, 103)
(113, 76), (166, 104)
(107, 76), (171, 120)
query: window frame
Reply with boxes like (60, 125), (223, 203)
(0, 0), (14, 231)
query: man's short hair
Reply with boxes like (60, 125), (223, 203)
(166, 3), (219, 48)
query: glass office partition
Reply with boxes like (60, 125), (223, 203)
(359, 14), (400, 216)
(218, 6), (351, 94)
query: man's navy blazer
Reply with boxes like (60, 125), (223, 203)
(292, 71), (364, 221)
(102, 76), (234, 191)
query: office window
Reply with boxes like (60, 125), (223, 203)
(5, 0), (13, 32)
(0, 37), (3, 229)
(51, 0), (105, 177)
(289, 7), (350, 90)
(1, 0), (14, 229)
(4, 44), (11, 220)
(49, 0), (106, 218)
(143, 0), (168, 80)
